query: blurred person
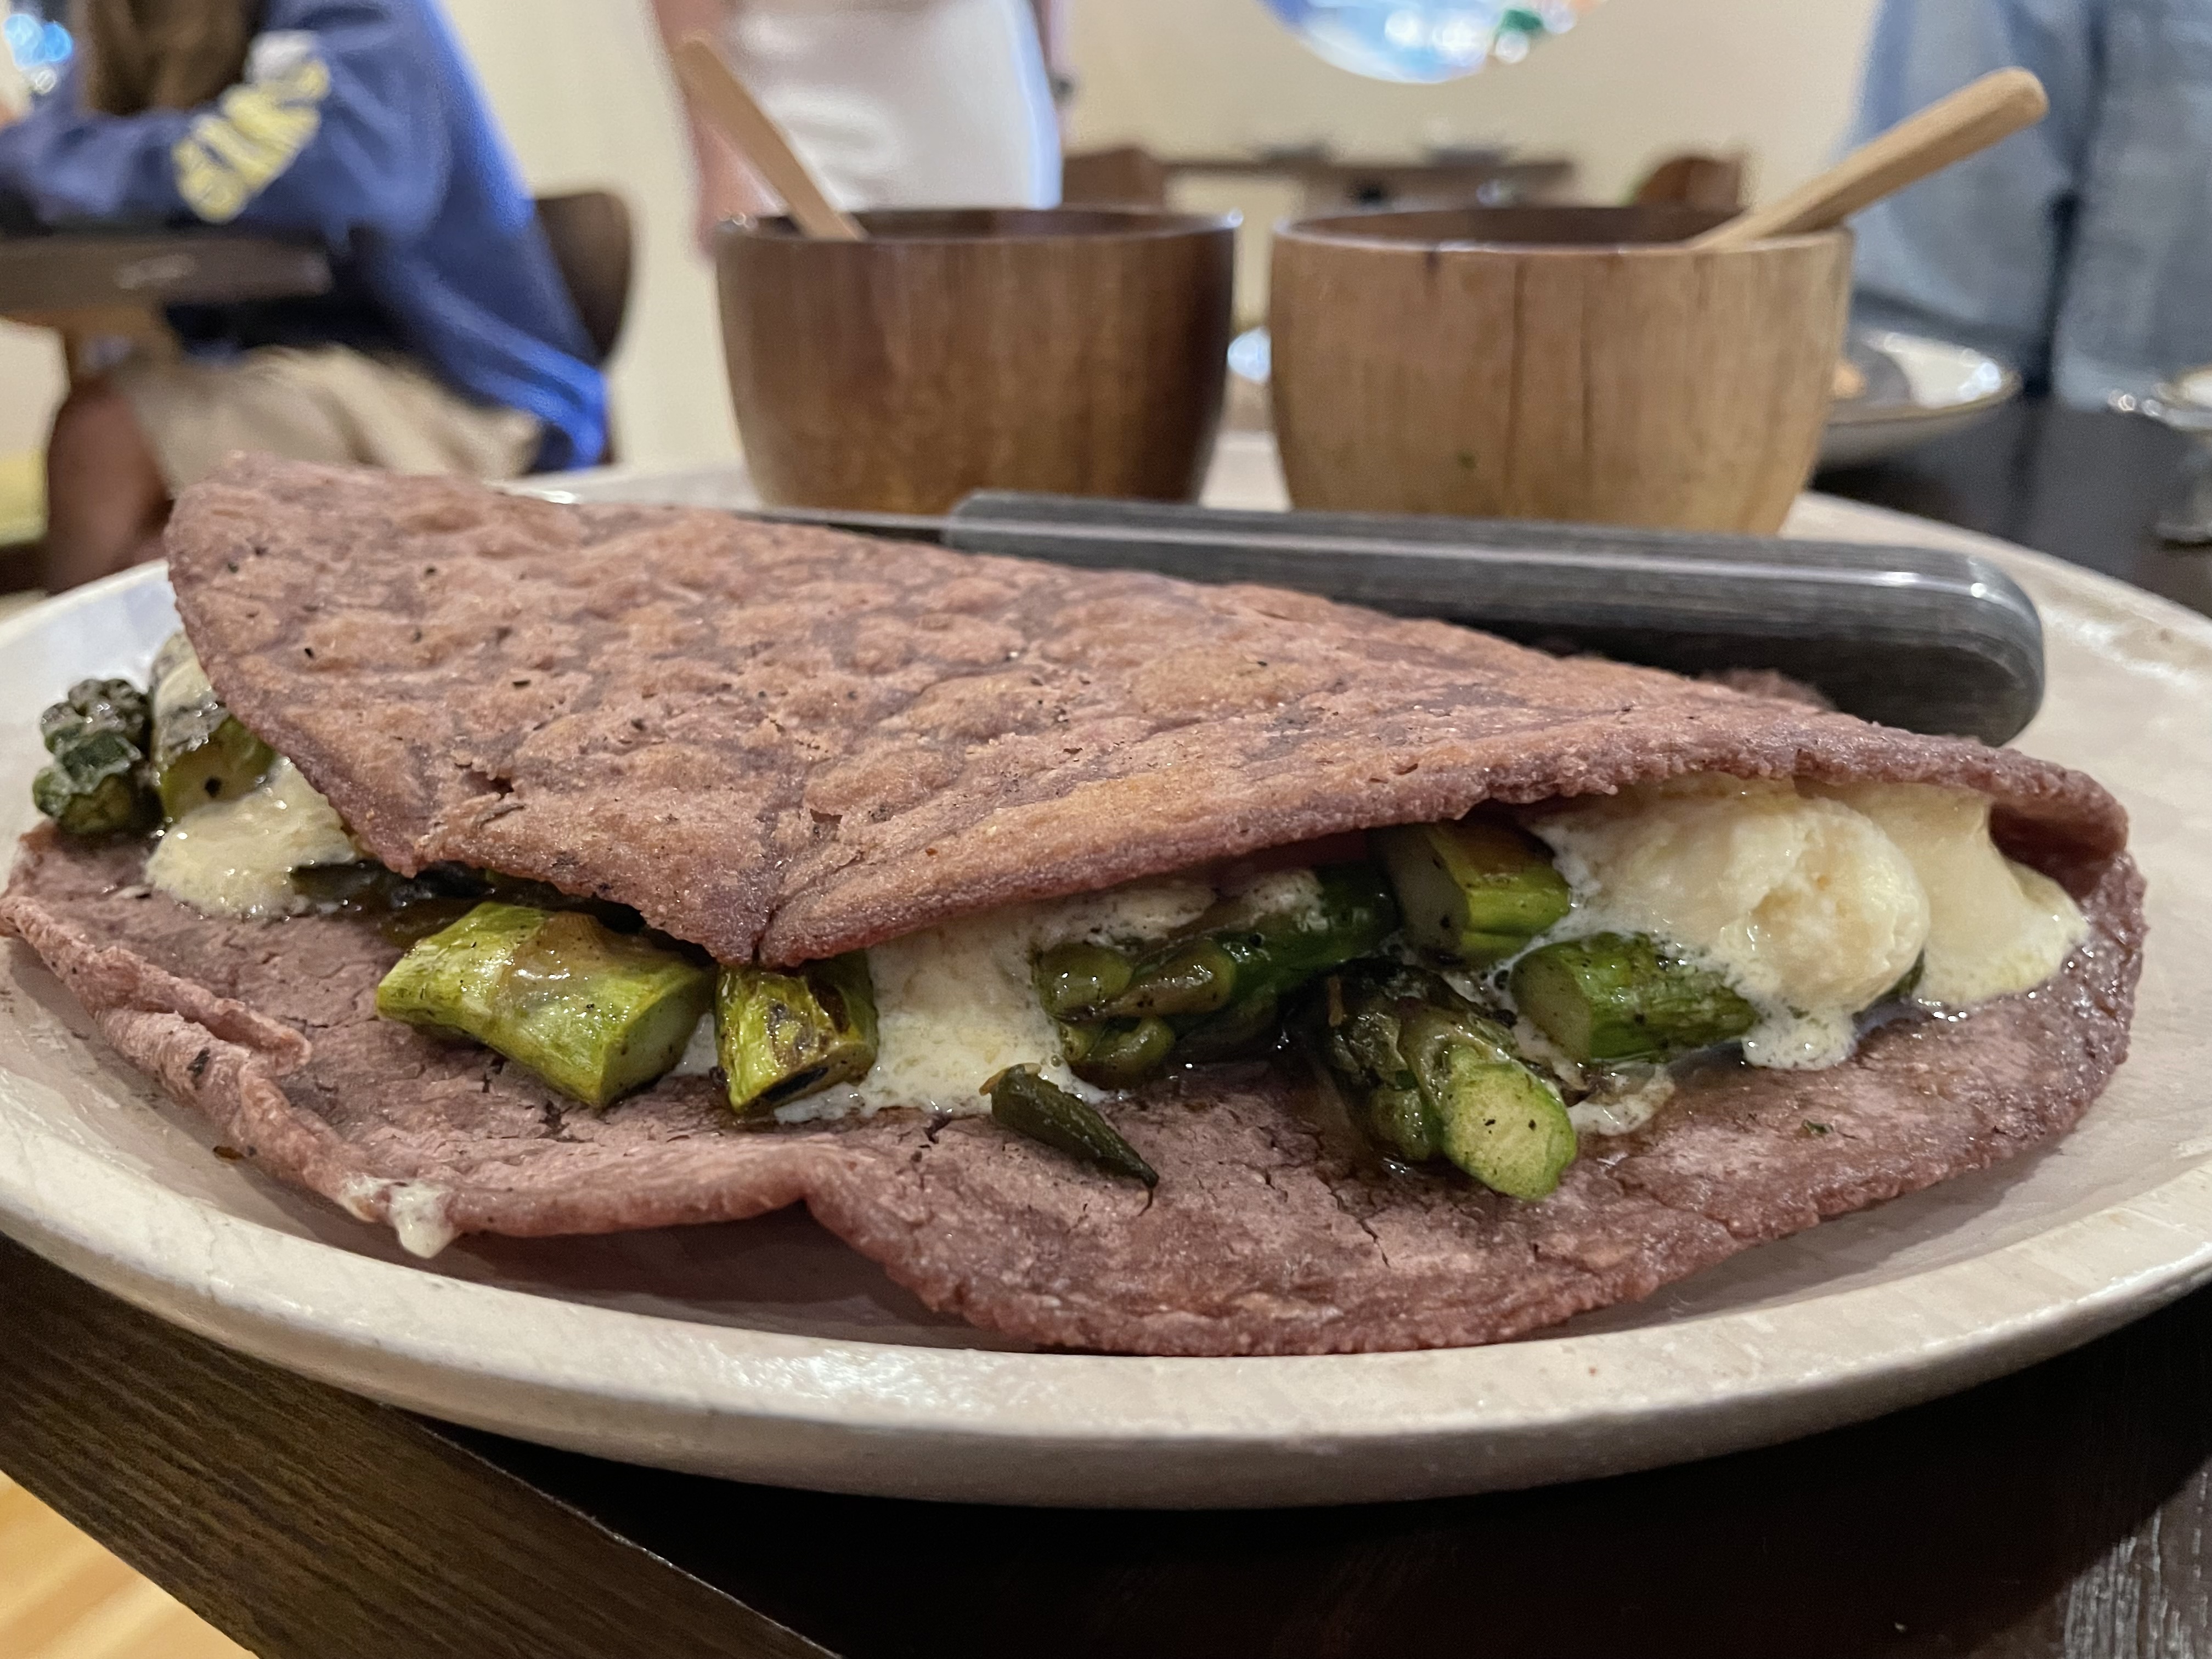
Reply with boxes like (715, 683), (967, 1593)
(651, 0), (1064, 252)
(0, 0), (606, 592)
(1847, 0), (2212, 405)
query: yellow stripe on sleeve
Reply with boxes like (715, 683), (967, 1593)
(170, 53), (330, 225)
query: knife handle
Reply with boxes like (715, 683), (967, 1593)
(941, 493), (2044, 747)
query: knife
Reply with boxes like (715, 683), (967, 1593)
(712, 492), (2042, 746)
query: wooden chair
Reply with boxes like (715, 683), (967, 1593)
(532, 190), (633, 465)
(1630, 152), (1748, 212)
(534, 190), (634, 368)
(1061, 146), (1171, 208)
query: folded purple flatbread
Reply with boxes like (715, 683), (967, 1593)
(0, 457), (2147, 1355)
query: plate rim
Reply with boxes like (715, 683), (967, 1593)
(1826, 329), (2022, 429)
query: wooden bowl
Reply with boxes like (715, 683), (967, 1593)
(1269, 205), (1852, 533)
(716, 208), (1237, 514)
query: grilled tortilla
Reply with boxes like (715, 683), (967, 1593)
(0, 457), (2146, 1355)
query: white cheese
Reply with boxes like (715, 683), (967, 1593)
(152, 648), (213, 722)
(1809, 782), (2087, 1006)
(671, 1009), (721, 1077)
(776, 877), (1217, 1123)
(335, 1174), (459, 1258)
(1530, 775), (1931, 1069)
(1568, 1066), (1676, 1137)
(1210, 866), (1327, 928)
(145, 758), (357, 920)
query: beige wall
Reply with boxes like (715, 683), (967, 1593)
(0, 0), (1881, 475)
(0, 326), (64, 459)
(1071, 0), (1881, 202)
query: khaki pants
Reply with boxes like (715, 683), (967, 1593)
(115, 344), (543, 492)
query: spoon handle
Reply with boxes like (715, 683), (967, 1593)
(674, 35), (864, 242)
(1691, 68), (2047, 251)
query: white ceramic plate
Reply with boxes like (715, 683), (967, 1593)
(1819, 330), (2022, 469)
(1, 478), (2206, 1510)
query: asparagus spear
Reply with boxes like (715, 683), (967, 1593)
(1168, 989), (1284, 1067)
(1034, 863), (1400, 1086)
(376, 902), (713, 1108)
(31, 676), (160, 837)
(40, 678), (150, 754)
(1316, 966), (1576, 1199)
(1058, 1016), (1178, 1088)
(984, 1064), (1158, 1187)
(715, 952), (879, 1115)
(1032, 942), (1132, 1021)
(1037, 865), (1399, 1026)
(32, 725), (159, 837)
(1508, 932), (1757, 1064)
(149, 633), (273, 821)
(290, 859), (489, 945)
(1373, 817), (1572, 966)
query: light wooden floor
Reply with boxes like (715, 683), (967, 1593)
(1, 1476), (251, 1659)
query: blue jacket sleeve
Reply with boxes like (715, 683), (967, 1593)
(0, 0), (451, 245)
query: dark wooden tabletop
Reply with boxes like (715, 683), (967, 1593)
(3, 400), (2209, 1659)
(0, 227), (329, 315)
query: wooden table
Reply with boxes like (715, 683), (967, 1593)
(0, 228), (329, 376)
(4, 403), (2210, 1659)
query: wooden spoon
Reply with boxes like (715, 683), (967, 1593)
(1690, 68), (2048, 251)
(672, 34), (864, 242)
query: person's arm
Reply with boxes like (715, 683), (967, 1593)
(1843, 0), (2090, 388)
(0, 0), (453, 244)
(647, 0), (776, 255)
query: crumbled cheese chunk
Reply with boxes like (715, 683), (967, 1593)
(146, 758), (357, 920)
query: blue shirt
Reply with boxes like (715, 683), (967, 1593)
(0, 0), (605, 469)
(1848, 0), (2212, 407)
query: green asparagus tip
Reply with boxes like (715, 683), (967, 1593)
(715, 953), (879, 1115)
(1374, 817), (1572, 967)
(1314, 966), (1575, 1199)
(1509, 933), (1756, 1065)
(986, 1064), (1158, 1187)
(377, 902), (712, 1108)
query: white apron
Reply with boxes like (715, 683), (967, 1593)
(721, 0), (1060, 210)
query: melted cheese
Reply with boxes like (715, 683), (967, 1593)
(1531, 776), (1930, 1068)
(145, 758), (357, 919)
(1526, 774), (2088, 1071)
(1810, 782), (2087, 1006)
(776, 877), (1217, 1122)
(337, 1175), (459, 1259)
(1568, 1067), (1676, 1136)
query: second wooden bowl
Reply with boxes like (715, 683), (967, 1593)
(1269, 205), (1852, 533)
(717, 207), (1236, 514)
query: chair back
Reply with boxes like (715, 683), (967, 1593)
(1062, 146), (1171, 209)
(1631, 153), (1748, 212)
(534, 190), (634, 366)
